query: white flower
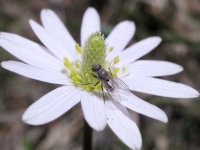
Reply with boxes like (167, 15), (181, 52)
(0, 7), (199, 150)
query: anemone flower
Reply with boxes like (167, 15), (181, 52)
(0, 7), (199, 150)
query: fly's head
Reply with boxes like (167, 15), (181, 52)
(92, 64), (101, 72)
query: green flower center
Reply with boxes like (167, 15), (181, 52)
(81, 32), (106, 84)
(63, 32), (126, 91)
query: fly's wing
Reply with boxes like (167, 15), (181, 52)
(103, 79), (122, 103)
(112, 76), (131, 96)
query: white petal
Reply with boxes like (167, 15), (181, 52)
(1, 61), (72, 85)
(0, 32), (63, 71)
(81, 7), (100, 46)
(0, 32), (56, 59)
(81, 91), (106, 131)
(106, 99), (141, 149)
(29, 20), (72, 61)
(119, 37), (162, 64)
(22, 86), (82, 125)
(40, 9), (78, 61)
(130, 60), (183, 77)
(121, 93), (168, 123)
(123, 76), (199, 98)
(106, 21), (135, 61)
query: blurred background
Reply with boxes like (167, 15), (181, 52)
(0, 0), (200, 150)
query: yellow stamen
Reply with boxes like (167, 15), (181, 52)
(113, 68), (120, 76)
(70, 70), (76, 76)
(76, 74), (82, 81)
(63, 57), (71, 69)
(75, 43), (82, 54)
(109, 46), (114, 52)
(74, 81), (81, 85)
(75, 62), (80, 68)
(114, 56), (119, 64)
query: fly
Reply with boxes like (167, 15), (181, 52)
(91, 64), (130, 103)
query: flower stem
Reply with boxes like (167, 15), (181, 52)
(83, 119), (92, 150)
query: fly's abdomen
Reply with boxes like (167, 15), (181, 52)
(107, 79), (116, 91)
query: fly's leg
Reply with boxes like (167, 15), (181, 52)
(90, 73), (104, 103)
(91, 73), (100, 86)
(101, 83), (105, 103)
(107, 62), (113, 77)
(109, 67), (112, 75)
(94, 81), (100, 86)
(108, 66), (114, 77)
(82, 80), (99, 88)
(91, 73), (97, 78)
(83, 73), (98, 85)
(82, 83), (92, 86)
(90, 72), (105, 104)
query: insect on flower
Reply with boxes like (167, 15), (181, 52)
(91, 64), (131, 103)
(0, 7), (199, 150)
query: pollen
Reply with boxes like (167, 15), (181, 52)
(109, 46), (114, 52)
(114, 56), (119, 64)
(74, 61), (80, 68)
(75, 43), (82, 54)
(63, 57), (71, 69)
(113, 68), (120, 76)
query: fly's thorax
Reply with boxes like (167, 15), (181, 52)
(97, 68), (110, 81)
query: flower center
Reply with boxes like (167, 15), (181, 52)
(63, 32), (127, 91)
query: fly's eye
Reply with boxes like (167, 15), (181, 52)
(92, 67), (96, 72)
(92, 65), (97, 72)
(92, 64), (100, 72)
